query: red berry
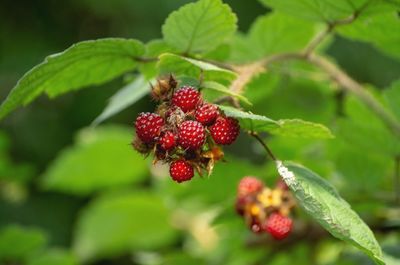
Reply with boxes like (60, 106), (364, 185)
(172, 86), (201, 112)
(264, 213), (293, 240)
(158, 131), (176, 150)
(178, 120), (206, 150)
(238, 176), (264, 198)
(209, 117), (240, 145)
(169, 160), (194, 183)
(235, 196), (250, 216)
(195, 103), (219, 125)
(250, 218), (263, 234)
(135, 112), (164, 143)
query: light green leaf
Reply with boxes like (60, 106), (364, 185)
(0, 38), (145, 120)
(338, 12), (400, 60)
(0, 225), (47, 261)
(27, 249), (77, 265)
(162, 0), (237, 54)
(259, 0), (398, 22)
(41, 126), (148, 195)
(202, 81), (252, 105)
(74, 191), (177, 262)
(219, 106), (333, 139)
(279, 162), (384, 265)
(157, 53), (237, 84)
(234, 13), (317, 61)
(218, 105), (278, 131)
(270, 119), (334, 139)
(384, 80), (400, 120)
(93, 76), (151, 125)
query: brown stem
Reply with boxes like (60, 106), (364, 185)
(308, 54), (400, 137)
(248, 131), (277, 161)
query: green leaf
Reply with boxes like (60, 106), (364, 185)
(202, 81), (252, 105)
(337, 12), (400, 60)
(73, 191), (177, 262)
(259, 0), (398, 22)
(278, 162), (384, 265)
(218, 105), (278, 130)
(27, 249), (77, 265)
(157, 53), (237, 84)
(41, 126), (148, 195)
(138, 39), (178, 79)
(219, 106), (333, 139)
(0, 225), (47, 261)
(93, 76), (151, 125)
(231, 13), (316, 61)
(162, 0), (237, 54)
(384, 80), (400, 120)
(269, 119), (334, 139)
(0, 38), (145, 120)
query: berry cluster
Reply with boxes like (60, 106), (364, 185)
(132, 76), (240, 183)
(236, 177), (296, 240)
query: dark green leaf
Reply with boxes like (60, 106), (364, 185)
(0, 38), (145, 120)
(157, 53), (237, 84)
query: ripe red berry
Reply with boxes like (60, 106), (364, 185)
(178, 120), (206, 150)
(169, 160), (194, 183)
(158, 131), (176, 150)
(195, 103), (219, 125)
(209, 117), (240, 145)
(264, 213), (293, 240)
(172, 86), (201, 112)
(237, 176), (264, 198)
(135, 112), (164, 143)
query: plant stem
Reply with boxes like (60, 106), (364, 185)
(248, 131), (277, 161)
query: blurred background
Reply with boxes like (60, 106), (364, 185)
(0, 1), (399, 265)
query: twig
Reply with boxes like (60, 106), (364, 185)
(248, 131), (277, 161)
(395, 155), (400, 204)
(308, 54), (400, 137)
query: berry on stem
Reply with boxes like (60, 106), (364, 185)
(237, 176), (264, 198)
(172, 86), (201, 112)
(209, 116), (240, 145)
(135, 112), (164, 143)
(264, 212), (293, 240)
(195, 103), (219, 125)
(158, 131), (176, 150)
(178, 120), (206, 150)
(169, 160), (194, 183)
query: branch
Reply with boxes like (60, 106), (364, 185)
(308, 54), (400, 137)
(248, 131), (277, 161)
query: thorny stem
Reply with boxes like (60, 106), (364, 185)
(248, 131), (277, 161)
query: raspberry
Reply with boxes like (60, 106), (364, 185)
(169, 160), (194, 183)
(264, 213), (293, 240)
(195, 103), (219, 125)
(178, 120), (206, 150)
(158, 131), (176, 150)
(172, 86), (201, 112)
(209, 117), (240, 145)
(238, 176), (264, 198)
(135, 112), (164, 143)
(235, 196), (252, 216)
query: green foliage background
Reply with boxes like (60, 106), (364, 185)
(0, 0), (399, 265)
